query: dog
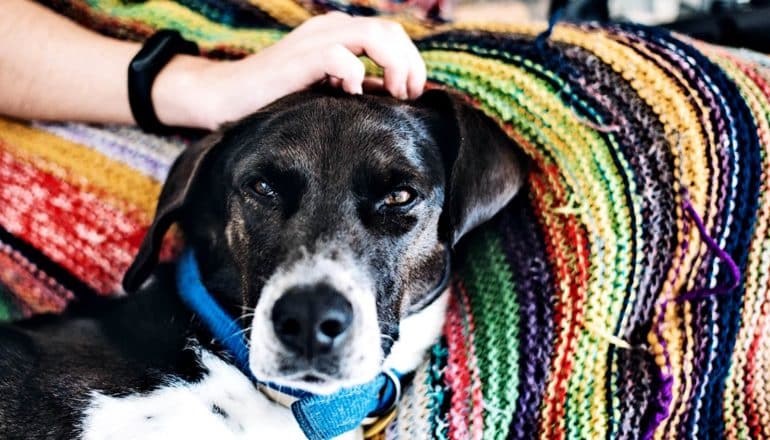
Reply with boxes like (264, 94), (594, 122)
(0, 89), (523, 439)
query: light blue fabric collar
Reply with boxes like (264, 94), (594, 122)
(175, 249), (401, 440)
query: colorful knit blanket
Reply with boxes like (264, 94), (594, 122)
(2, 1), (770, 438)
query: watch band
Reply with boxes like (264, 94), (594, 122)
(128, 30), (199, 134)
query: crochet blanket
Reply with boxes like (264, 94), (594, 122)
(2, 1), (770, 438)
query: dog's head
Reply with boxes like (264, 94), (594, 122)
(123, 89), (522, 393)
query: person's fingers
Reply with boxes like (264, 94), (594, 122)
(362, 77), (386, 93)
(353, 19), (411, 99)
(387, 21), (425, 99)
(383, 64), (409, 99)
(320, 44), (366, 95)
(275, 15), (423, 99)
(404, 40), (426, 99)
(363, 19), (424, 99)
(311, 18), (415, 99)
(326, 76), (343, 89)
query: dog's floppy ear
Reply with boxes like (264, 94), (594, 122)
(122, 131), (224, 292)
(418, 89), (525, 246)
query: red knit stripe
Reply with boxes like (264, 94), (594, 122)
(0, 148), (147, 294)
(530, 167), (590, 440)
(458, 281), (485, 440)
(444, 282), (474, 440)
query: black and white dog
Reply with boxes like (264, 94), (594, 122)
(0, 89), (523, 439)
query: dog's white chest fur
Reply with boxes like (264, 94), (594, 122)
(80, 351), (359, 440)
(79, 292), (448, 440)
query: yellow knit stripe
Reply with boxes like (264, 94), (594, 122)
(0, 118), (160, 219)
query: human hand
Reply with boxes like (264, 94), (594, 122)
(154, 12), (426, 130)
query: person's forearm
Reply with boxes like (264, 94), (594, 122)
(0, 0), (212, 127)
(0, 4), (426, 130)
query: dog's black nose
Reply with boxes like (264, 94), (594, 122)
(271, 284), (353, 357)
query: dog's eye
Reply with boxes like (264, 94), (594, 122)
(252, 179), (278, 199)
(383, 188), (414, 207)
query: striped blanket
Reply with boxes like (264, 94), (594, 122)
(2, 1), (770, 438)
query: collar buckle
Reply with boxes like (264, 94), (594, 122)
(377, 369), (402, 416)
(363, 407), (398, 439)
(362, 368), (402, 437)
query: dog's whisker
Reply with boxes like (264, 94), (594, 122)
(232, 326), (253, 338)
(237, 304), (257, 313)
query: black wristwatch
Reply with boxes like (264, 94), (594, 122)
(128, 30), (199, 134)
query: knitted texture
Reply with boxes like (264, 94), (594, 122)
(2, 1), (770, 438)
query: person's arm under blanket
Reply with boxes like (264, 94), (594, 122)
(0, 0), (426, 130)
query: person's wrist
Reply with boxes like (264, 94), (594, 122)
(152, 54), (219, 130)
(153, 51), (300, 130)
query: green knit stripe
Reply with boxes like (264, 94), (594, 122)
(461, 229), (520, 439)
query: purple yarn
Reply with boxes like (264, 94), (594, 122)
(644, 198), (741, 439)
(676, 200), (741, 302)
(644, 201), (692, 439)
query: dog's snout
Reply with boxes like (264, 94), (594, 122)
(271, 284), (353, 357)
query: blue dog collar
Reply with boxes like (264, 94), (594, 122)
(175, 249), (402, 439)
